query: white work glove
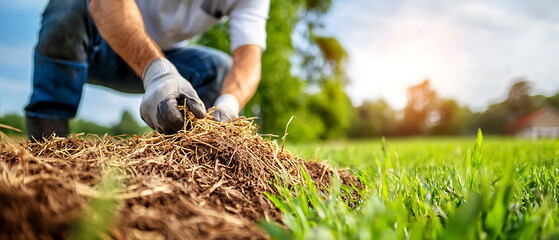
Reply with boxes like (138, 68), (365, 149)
(213, 94), (239, 122)
(140, 57), (206, 134)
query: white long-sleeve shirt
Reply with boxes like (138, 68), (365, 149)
(135, 0), (270, 52)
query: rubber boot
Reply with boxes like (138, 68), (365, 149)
(26, 116), (69, 142)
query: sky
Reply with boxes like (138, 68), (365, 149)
(0, 0), (143, 126)
(1, 0), (559, 125)
(320, 0), (559, 111)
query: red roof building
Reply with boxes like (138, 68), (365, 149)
(505, 105), (559, 139)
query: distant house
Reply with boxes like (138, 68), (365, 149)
(505, 105), (559, 139)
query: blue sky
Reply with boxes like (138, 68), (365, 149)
(0, 0), (143, 126)
(1, 0), (559, 126)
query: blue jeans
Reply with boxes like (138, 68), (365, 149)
(25, 0), (232, 120)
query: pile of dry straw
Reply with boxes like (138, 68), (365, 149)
(0, 111), (357, 239)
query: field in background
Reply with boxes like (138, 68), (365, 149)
(267, 135), (559, 239)
(289, 136), (558, 167)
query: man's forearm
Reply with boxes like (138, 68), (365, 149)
(88, 0), (163, 77)
(221, 45), (262, 110)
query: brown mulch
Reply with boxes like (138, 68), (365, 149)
(0, 112), (359, 239)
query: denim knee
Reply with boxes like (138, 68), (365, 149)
(25, 53), (88, 120)
(35, 0), (89, 61)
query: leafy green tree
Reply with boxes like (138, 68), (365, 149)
(430, 99), (471, 135)
(198, 0), (352, 141)
(397, 80), (473, 136)
(548, 92), (559, 109)
(399, 80), (438, 135)
(250, 0), (305, 135)
(284, 110), (325, 142)
(506, 79), (533, 119)
(305, 80), (354, 139)
(350, 99), (396, 138)
(469, 102), (509, 134)
(196, 21), (230, 52)
(302, 37), (354, 140)
(291, 3), (354, 140)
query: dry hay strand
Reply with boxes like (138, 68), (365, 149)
(0, 110), (359, 239)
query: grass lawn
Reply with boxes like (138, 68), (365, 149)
(265, 133), (559, 239)
(3, 129), (558, 239)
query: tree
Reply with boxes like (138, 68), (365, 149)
(399, 80), (438, 135)
(469, 102), (509, 134)
(198, 0), (351, 141)
(506, 79), (533, 119)
(350, 99), (396, 138)
(548, 92), (559, 109)
(292, 2), (354, 140)
(306, 80), (354, 139)
(430, 99), (471, 135)
(295, 35), (354, 140)
(468, 79), (548, 135)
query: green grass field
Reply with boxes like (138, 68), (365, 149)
(263, 132), (559, 239)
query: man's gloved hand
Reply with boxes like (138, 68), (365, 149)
(140, 57), (206, 134)
(213, 94), (239, 122)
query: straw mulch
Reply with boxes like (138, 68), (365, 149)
(0, 112), (359, 239)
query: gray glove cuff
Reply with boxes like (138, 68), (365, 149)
(214, 94), (240, 115)
(142, 57), (178, 88)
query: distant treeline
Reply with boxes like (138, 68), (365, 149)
(349, 79), (559, 138)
